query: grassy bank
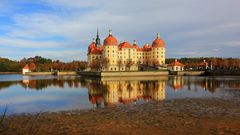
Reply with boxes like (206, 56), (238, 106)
(0, 72), (20, 75)
(205, 70), (240, 76)
(1, 98), (239, 135)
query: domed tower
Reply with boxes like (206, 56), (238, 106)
(87, 38), (96, 67)
(103, 30), (119, 71)
(151, 33), (166, 66)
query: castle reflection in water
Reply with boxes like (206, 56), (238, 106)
(1, 75), (240, 107)
(87, 78), (166, 107)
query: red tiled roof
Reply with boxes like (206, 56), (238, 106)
(104, 35), (118, 46)
(152, 38), (165, 48)
(142, 45), (152, 51)
(168, 60), (184, 67)
(23, 64), (30, 69)
(118, 42), (132, 50)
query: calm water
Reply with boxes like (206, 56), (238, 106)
(0, 75), (240, 115)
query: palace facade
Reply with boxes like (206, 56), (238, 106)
(87, 30), (166, 71)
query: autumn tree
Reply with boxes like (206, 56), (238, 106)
(126, 59), (134, 71)
(117, 59), (123, 71)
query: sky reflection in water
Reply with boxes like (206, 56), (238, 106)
(0, 75), (240, 114)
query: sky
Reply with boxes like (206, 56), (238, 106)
(0, 0), (240, 61)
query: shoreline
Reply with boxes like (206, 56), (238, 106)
(1, 71), (240, 77)
(0, 72), (20, 75)
(2, 98), (240, 135)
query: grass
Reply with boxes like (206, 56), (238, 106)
(27, 111), (42, 135)
(0, 105), (8, 135)
(0, 105), (42, 135)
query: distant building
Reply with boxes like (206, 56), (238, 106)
(167, 59), (184, 71)
(22, 64), (31, 74)
(197, 60), (209, 70)
(87, 30), (166, 71)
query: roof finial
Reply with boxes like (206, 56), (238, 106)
(92, 38), (96, 43)
(133, 40), (137, 45)
(157, 33), (160, 39)
(109, 29), (112, 35)
(97, 27), (99, 35)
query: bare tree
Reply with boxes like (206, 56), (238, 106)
(152, 59), (160, 68)
(126, 59), (134, 71)
(117, 59), (123, 71)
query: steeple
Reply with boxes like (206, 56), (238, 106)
(133, 40), (137, 45)
(109, 29), (113, 35)
(95, 28), (101, 47)
(157, 33), (160, 39)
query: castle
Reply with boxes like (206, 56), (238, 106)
(87, 30), (166, 71)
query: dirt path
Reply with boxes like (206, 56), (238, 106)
(1, 98), (240, 135)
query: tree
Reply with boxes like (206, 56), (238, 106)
(152, 59), (160, 68)
(89, 58), (109, 71)
(117, 59), (123, 71)
(29, 63), (36, 71)
(126, 59), (134, 71)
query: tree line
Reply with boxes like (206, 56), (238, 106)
(167, 57), (240, 70)
(0, 56), (88, 72)
(0, 56), (240, 72)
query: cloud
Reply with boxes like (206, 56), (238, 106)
(0, 36), (69, 49)
(24, 50), (86, 61)
(0, 0), (240, 61)
(223, 41), (240, 47)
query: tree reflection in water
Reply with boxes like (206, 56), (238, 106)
(0, 76), (240, 106)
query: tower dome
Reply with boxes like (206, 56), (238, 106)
(103, 30), (118, 46)
(152, 33), (165, 48)
(88, 38), (96, 53)
(119, 41), (132, 50)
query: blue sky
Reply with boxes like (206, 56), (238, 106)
(0, 0), (240, 61)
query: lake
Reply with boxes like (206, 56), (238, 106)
(0, 74), (240, 115)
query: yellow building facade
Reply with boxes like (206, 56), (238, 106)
(87, 30), (166, 71)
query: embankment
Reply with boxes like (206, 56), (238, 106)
(79, 71), (168, 77)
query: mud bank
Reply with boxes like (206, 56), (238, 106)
(1, 98), (240, 135)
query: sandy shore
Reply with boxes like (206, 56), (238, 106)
(1, 98), (240, 135)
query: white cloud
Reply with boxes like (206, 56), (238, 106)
(1, 0), (240, 61)
(24, 50), (86, 61)
(223, 41), (240, 47)
(0, 36), (67, 48)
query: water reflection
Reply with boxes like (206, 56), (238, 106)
(0, 75), (240, 114)
(87, 78), (166, 108)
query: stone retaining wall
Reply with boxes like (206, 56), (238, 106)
(57, 71), (78, 76)
(78, 71), (168, 77)
(25, 72), (53, 75)
(170, 71), (205, 76)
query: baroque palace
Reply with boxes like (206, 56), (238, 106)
(87, 30), (166, 71)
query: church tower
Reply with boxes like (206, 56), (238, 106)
(95, 28), (101, 47)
